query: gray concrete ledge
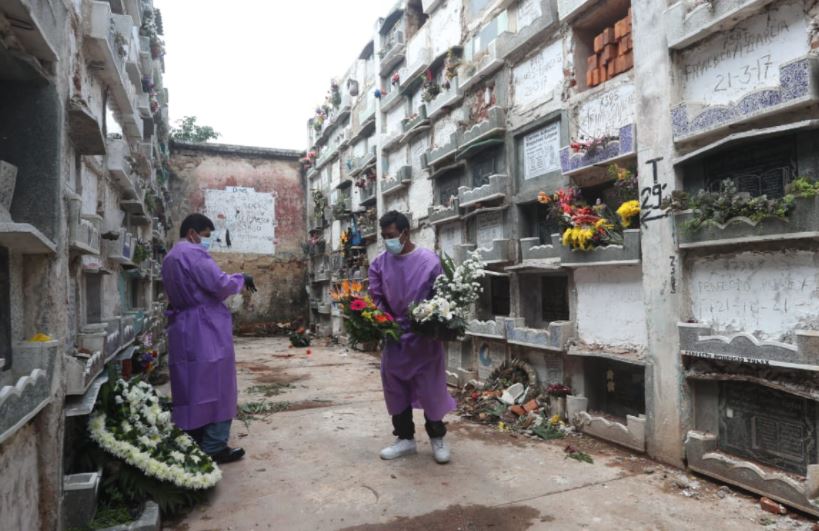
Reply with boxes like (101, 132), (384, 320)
(685, 430), (819, 517)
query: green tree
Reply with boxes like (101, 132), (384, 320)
(170, 116), (221, 143)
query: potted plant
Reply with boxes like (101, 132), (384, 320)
(546, 384), (572, 419)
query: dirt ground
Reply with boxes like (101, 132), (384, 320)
(166, 337), (819, 531)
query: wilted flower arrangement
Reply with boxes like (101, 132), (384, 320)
(409, 252), (485, 341)
(332, 280), (400, 346)
(89, 377), (221, 491)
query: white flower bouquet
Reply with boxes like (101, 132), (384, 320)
(409, 252), (485, 341)
(89, 377), (222, 492)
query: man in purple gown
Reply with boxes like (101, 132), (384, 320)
(369, 211), (456, 464)
(162, 214), (257, 464)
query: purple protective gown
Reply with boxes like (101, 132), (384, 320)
(162, 241), (245, 431)
(369, 247), (456, 421)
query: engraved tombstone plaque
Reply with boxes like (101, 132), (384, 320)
(523, 121), (561, 180)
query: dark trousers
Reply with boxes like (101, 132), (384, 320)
(392, 407), (447, 440)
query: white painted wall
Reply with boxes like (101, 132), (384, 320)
(575, 266), (647, 348)
(386, 104), (405, 135)
(204, 186), (277, 254)
(406, 24), (430, 66)
(438, 221), (463, 256)
(512, 39), (563, 113)
(409, 136), (429, 171)
(688, 250), (819, 341)
(678, 0), (808, 106)
(408, 166), (433, 217)
(429, 0), (463, 57)
(386, 145), (407, 174)
(515, 0), (543, 30)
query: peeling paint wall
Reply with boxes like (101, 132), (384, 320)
(169, 144), (307, 325)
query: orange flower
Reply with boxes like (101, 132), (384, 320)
(341, 279), (351, 295)
(537, 191), (551, 204)
(375, 314), (389, 324)
(350, 281), (363, 293)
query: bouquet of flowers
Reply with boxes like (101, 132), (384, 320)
(409, 252), (485, 341)
(89, 377), (221, 491)
(538, 187), (629, 251)
(546, 383), (572, 397)
(332, 280), (400, 347)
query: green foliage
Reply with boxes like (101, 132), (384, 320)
(664, 179), (798, 231)
(565, 449), (594, 464)
(170, 116), (221, 143)
(787, 176), (819, 198)
(531, 423), (567, 441)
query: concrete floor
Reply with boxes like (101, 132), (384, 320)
(167, 337), (817, 531)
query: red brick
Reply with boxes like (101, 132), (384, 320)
(599, 66), (608, 83)
(590, 68), (600, 87)
(510, 405), (526, 417)
(524, 399), (540, 413)
(614, 20), (626, 40)
(601, 43), (617, 65)
(593, 33), (604, 53)
(760, 497), (787, 515)
(602, 27), (615, 46)
(618, 38), (629, 56)
(587, 54), (599, 69)
(607, 60), (616, 78)
(624, 51), (634, 71)
(586, 68), (595, 87)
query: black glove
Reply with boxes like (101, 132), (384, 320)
(242, 274), (257, 293)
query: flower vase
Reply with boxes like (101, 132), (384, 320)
(0, 161), (17, 222)
(549, 396), (567, 420)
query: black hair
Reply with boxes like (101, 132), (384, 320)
(179, 213), (215, 238)
(379, 210), (409, 232)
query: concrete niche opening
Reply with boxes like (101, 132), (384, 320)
(570, 0), (632, 92)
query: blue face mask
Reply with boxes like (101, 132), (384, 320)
(384, 236), (404, 255)
(198, 236), (213, 251)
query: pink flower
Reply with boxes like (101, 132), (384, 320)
(349, 299), (367, 311)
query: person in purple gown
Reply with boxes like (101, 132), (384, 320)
(162, 214), (257, 464)
(369, 211), (456, 464)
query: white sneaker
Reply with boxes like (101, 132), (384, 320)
(379, 438), (417, 460)
(430, 437), (450, 464)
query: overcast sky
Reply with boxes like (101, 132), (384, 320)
(157, 0), (393, 151)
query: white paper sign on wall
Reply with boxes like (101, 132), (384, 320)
(679, 1), (808, 106)
(523, 121), (561, 180)
(204, 186), (276, 255)
(513, 39), (562, 110)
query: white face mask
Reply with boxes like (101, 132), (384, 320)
(384, 236), (404, 255)
(198, 236), (213, 251)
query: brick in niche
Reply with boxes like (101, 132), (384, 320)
(594, 33), (604, 53)
(587, 54), (599, 69)
(601, 43), (617, 65)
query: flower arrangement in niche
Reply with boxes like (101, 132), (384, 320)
(444, 48), (460, 88)
(617, 200), (640, 228)
(409, 252), (485, 341)
(88, 377), (221, 491)
(332, 280), (400, 347)
(570, 134), (617, 156)
(330, 79), (342, 108)
(422, 69), (441, 102)
(391, 71), (401, 87)
(661, 178), (818, 232)
(538, 187), (629, 251)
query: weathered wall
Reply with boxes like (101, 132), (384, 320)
(0, 424), (40, 530)
(168, 143), (307, 325)
(574, 266), (648, 348)
(687, 250), (819, 342)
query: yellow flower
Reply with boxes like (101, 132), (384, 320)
(616, 200), (640, 228)
(362, 311), (373, 321)
(29, 333), (52, 342)
(498, 422), (508, 432)
(562, 227), (595, 251)
(549, 414), (561, 426)
(594, 218), (613, 230)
